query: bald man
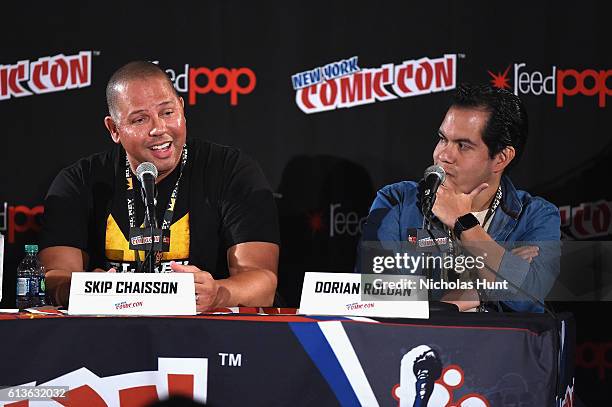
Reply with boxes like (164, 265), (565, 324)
(40, 61), (279, 312)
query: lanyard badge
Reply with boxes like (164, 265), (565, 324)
(124, 145), (188, 272)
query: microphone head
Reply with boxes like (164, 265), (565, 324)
(136, 162), (158, 182)
(424, 164), (446, 183)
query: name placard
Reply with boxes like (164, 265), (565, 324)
(299, 272), (429, 319)
(68, 272), (196, 315)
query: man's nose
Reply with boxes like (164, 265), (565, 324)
(436, 143), (455, 163)
(149, 115), (167, 136)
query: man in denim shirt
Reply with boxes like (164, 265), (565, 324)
(360, 84), (560, 312)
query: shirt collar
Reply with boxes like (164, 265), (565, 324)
(499, 174), (522, 220)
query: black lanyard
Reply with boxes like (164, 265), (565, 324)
(475, 184), (502, 311)
(124, 145), (188, 271)
(482, 185), (503, 229)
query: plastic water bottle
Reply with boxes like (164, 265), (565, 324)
(16, 244), (46, 309)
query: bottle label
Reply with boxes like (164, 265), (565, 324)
(29, 276), (40, 296)
(17, 278), (29, 296)
(39, 278), (46, 296)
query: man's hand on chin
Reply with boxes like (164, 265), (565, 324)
(432, 182), (489, 227)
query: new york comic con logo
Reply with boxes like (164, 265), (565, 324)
(0, 51), (92, 101)
(559, 200), (612, 239)
(487, 62), (611, 107)
(292, 54), (456, 114)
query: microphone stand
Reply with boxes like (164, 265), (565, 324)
(421, 200), (434, 302)
(141, 180), (158, 274)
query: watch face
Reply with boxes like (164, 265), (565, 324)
(455, 214), (479, 235)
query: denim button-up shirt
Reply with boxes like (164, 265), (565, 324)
(359, 175), (561, 312)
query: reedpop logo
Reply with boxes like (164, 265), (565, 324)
(307, 203), (367, 237)
(575, 341), (612, 381)
(0, 202), (44, 244)
(153, 61), (256, 106)
(488, 62), (611, 107)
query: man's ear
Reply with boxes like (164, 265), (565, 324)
(104, 116), (121, 144)
(493, 146), (516, 173)
(178, 96), (187, 122)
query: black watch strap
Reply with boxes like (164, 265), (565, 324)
(453, 213), (480, 238)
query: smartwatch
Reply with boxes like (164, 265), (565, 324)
(453, 213), (480, 238)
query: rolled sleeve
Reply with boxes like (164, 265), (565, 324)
(498, 201), (561, 312)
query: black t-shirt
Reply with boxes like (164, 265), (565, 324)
(40, 138), (279, 278)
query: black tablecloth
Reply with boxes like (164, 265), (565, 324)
(0, 311), (575, 406)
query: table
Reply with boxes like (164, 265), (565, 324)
(0, 309), (575, 406)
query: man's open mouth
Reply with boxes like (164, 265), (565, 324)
(150, 141), (171, 151)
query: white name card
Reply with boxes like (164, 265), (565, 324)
(299, 272), (429, 319)
(68, 272), (196, 316)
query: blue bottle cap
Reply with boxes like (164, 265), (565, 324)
(24, 244), (39, 254)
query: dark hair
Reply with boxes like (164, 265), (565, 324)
(452, 83), (528, 170)
(106, 61), (177, 121)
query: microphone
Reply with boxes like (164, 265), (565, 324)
(136, 162), (158, 228)
(421, 165), (446, 219)
(412, 348), (442, 407)
(399, 345), (443, 407)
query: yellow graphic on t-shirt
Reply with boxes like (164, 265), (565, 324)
(105, 213), (190, 261)
(127, 177), (133, 190)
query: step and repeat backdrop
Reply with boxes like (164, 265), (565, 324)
(1, 1), (610, 404)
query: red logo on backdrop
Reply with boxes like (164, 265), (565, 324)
(0, 51), (92, 101)
(559, 200), (611, 239)
(487, 63), (612, 108)
(487, 66), (511, 90)
(575, 341), (612, 381)
(188, 67), (256, 106)
(307, 211), (325, 234)
(155, 62), (256, 106)
(0, 203), (44, 243)
(292, 55), (456, 114)
(305, 204), (367, 237)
